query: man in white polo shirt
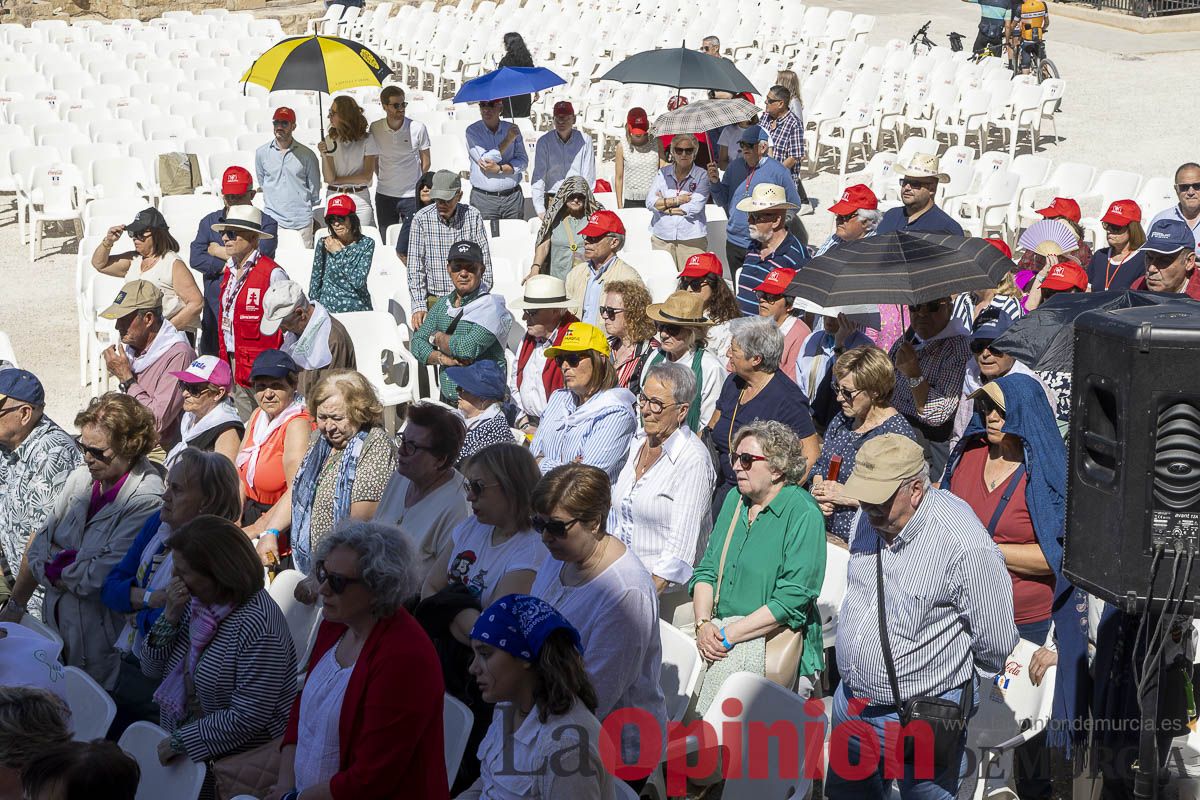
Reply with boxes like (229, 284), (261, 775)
(370, 85), (431, 261)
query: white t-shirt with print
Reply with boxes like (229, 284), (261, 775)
(444, 516), (548, 608)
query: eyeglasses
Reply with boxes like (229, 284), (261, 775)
(974, 396), (1005, 418)
(899, 178), (936, 189)
(679, 277), (710, 291)
(530, 515), (581, 538)
(73, 436), (113, 464)
(385, 102), (407, 109)
(555, 352), (587, 368)
(833, 384), (863, 401)
(655, 322), (685, 338)
(1102, 222), (1129, 233)
(598, 306), (625, 319)
(672, 147), (696, 155)
(1177, 182), (1200, 193)
(326, 215), (350, 226)
(766, 97), (784, 105)
(315, 562), (363, 594)
(730, 451), (768, 470)
(465, 478), (498, 497)
(637, 393), (679, 414)
(907, 300), (947, 314)
(969, 338), (996, 355)
(755, 290), (785, 303)
(180, 382), (212, 396)
(396, 432), (436, 457)
(220, 230), (242, 240)
(737, 143), (759, 152)
(0, 403), (26, 419)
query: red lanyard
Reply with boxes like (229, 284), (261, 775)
(743, 165), (757, 193)
(1104, 252), (1131, 290)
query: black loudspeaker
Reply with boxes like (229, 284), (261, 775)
(1064, 302), (1200, 613)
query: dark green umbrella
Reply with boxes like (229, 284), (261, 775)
(597, 48), (758, 95)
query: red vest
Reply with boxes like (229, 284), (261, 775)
(516, 313), (577, 398)
(218, 254), (285, 387)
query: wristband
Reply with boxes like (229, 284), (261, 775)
(258, 529), (280, 542)
(719, 626), (733, 651)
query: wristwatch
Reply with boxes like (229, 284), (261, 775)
(906, 374), (924, 388)
(119, 378), (133, 393)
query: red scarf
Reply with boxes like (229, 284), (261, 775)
(516, 313), (578, 397)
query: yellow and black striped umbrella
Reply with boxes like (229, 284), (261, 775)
(241, 35), (392, 94)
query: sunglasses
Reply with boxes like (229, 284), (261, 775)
(969, 338), (996, 355)
(326, 215), (350, 225)
(679, 277), (711, 291)
(397, 432), (436, 457)
(583, 234), (608, 244)
(272, 120), (291, 127)
(0, 403), (25, 419)
(315, 562), (363, 594)
(755, 290), (785, 303)
(655, 322), (685, 338)
(465, 478), (497, 497)
(220, 230), (243, 240)
(1102, 222), (1130, 233)
(180, 382), (212, 396)
(766, 97), (784, 105)
(899, 178), (936, 189)
(907, 300), (947, 314)
(385, 101), (407, 109)
(531, 514), (580, 538)
(748, 212), (782, 224)
(672, 147), (696, 155)
(730, 451), (768, 470)
(974, 396), (1005, 418)
(131, 229), (153, 241)
(479, 101), (502, 109)
(74, 436), (113, 463)
(637, 393), (679, 414)
(598, 305), (625, 319)
(1177, 182), (1200, 193)
(833, 384), (862, 401)
(737, 142), (759, 152)
(835, 213), (855, 224)
(555, 352), (587, 368)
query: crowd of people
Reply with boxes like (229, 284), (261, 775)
(3, 19), (1200, 800)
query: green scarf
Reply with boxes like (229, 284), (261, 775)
(649, 348), (705, 430)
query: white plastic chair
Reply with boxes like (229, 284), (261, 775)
(118, 721), (206, 800)
(659, 619), (703, 723)
(20, 612), (63, 645)
(625, 249), (678, 303)
(0, 331), (17, 367)
(267, 568), (322, 668)
(443, 693), (473, 783)
(63, 665), (117, 740)
(958, 171), (1021, 239)
(332, 311), (421, 407)
(27, 164), (83, 260)
(817, 543), (849, 650)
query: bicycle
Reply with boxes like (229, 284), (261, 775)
(912, 21), (1001, 63)
(1010, 35), (1060, 83)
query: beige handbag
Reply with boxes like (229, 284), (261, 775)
(211, 737), (284, 800)
(712, 505), (804, 688)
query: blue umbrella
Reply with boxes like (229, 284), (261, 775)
(453, 66), (566, 105)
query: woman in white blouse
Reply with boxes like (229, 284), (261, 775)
(646, 133), (710, 271)
(529, 463), (667, 780)
(319, 96), (380, 228)
(459, 593), (616, 800)
(609, 363), (715, 597)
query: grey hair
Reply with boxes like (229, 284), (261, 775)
(644, 362), (696, 406)
(857, 208), (883, 233)
(734, 420), (809, 484)
(314, 521), (418, 617)
(672, 133), (698, 150)
(729, 315), (784, 372)
(608, 232), (625, 251)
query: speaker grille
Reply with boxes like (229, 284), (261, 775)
(1154, 401), (1200, 511)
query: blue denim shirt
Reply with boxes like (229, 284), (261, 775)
(255, 139), (322, 230)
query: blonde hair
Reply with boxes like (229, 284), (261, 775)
(995, 272), (1022, 301)
(329, 95), (369, 143)
(833, 346), (897, 405)
(309, 370), (384, 429)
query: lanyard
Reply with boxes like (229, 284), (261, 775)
(668, 167), (695, 193)
(1103, 251), (1133, 290)
(743, 165), (758, 194)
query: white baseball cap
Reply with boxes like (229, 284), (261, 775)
(259, 281), (308, 336)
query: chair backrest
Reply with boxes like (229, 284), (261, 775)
(332, 310), (418, 406)
(443, 693), (473, 782)
(625, 249), (677, 303)
(1046, 161), (1097, 199)
(658, 619), (703, 722)
(19, 612), (63, 645)
(817, 543), (850, 649)
(63, 665), (117, 740)
(266, 568), (322, 665)
(118, 721), (207, 800)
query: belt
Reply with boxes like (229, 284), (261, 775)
(471, 185), (522, 197)
(328, 184), (368, 192)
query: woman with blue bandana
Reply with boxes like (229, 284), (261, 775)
(459, 594), (617, 799)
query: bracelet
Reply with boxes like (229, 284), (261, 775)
(169, 728), (186, 755)
(257, 529), (279, 542)
(694, 617), (711, 632)
(719, 626), (733, 651)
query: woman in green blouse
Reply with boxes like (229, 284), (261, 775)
(688, 419), (826, 709)
(311, 194), (375, 313)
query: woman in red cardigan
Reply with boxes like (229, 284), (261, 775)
(265, 522), (449, 800)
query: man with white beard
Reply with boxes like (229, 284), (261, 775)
(731, 183), (809, 316)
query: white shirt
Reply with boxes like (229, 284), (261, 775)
(511, 335), (554, 419)
(607, 427), (716, 585)
(328, 135), (381, 186)
(646, 165), (710, 242)
(294, 641), (355, 792)
(460, 701), (616, 800)
(531, 129), (596, 215)
(706, 320), (732, 368)
(530, 548), (667, 766)
(442, 517), (548, 608)
(370, 117), (430, 197)
(219, 252), (288, 355)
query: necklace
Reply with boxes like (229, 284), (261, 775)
(635, 440), (663, 481)
(983, 456), (1021, 491)
(575, 536), (611, 583)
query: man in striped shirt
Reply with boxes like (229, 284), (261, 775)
(732, 183), (809, 316)
(827, 434), (1017, 800)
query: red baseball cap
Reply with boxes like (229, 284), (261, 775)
(1040, 261), (1088, 292)
(667, 95), (688, 111)
(272, 106), (296, 123)
(737, 92), (756, 103)
(1101, 199), (1142, 226)
(553, 101), (574, 117)
(754, 267), (797, 295)
(626, 107), (649, 135)
(326, 194), (356, 216)
(1035, 197), (1081, 224)
(680, 252), (723, 278)
(828, 183), (878, 215)
(984, 236), (1013, 260)
(221, 166), (252, 195)
(593, 178), (612, 193)
(578, 210), (625, 237)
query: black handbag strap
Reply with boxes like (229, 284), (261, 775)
(985, 463), (1027, 536)
(875, 546), (906, 715)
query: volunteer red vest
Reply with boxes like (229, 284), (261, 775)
(218, 255), (285, 387)
(516, 313), (578, 398)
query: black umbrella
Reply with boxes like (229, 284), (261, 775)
(597, 48), (758, 95)
(785, 232), (1014, 307)
(990, 290), (1186, 372)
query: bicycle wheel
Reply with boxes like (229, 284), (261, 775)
(1039, 58), (1060, 82)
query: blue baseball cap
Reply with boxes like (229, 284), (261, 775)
(1141, 218), (1196, 256)
(971, 308), (1014, 341)
(738, 124), (769, 145)
(445, 360), (506, 402)
(249, 349), (299, 380)
(0, 368), (45, 406)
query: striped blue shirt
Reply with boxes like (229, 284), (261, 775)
(530, 387), (638, 481)
(736, 233), (809, 316)
(835, 488), (1018, 705)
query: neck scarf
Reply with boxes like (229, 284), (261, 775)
(446, 290), (513, 343)
(286, 301), (334, 370)
(235, 397), (306, 488)
(290, 429), (370, 573)
(462, 402), (503, 431)
(535, 175), (603, 246)
(166, 400), (242, 468)
(127, 318), (189, 374)
(115, 514), (174, 655)
(153, 597), (235, 727)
